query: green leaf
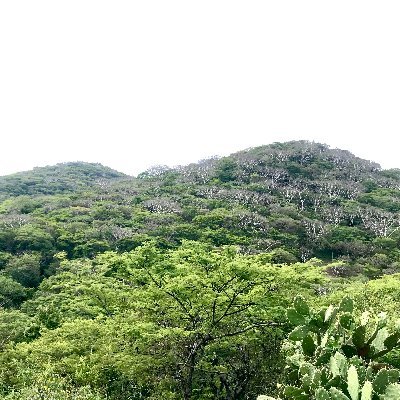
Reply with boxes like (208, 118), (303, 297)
(312, 369), (322, 390)
(315, 387), (330, 400)
(360, 380), (372, 400)
(366, 366), (374, 381)
(316, 350), (333, 366)
(373, 370), (387, 394)
(371, 327), (388, 352)
(384, 383), (400, 399)
(283, 386), (308, 399)
(355, 363), (367, 385)
(299, 362), (314, 377)
(387, 369), (400, 383)
(383, 331), (400, 350)
(340, 313), (355, 330)
(347, 365), (359, 400)
(309, 316), (325, 333)
(339, 297), (354, 313)
(372, 369), (400, 394)
(288, 353), (303, 367)
(288, 369), (299, 382)
(330, 352), (348, 378)
(302, 374), (313, 391)
(287, 308), (306, 326)
(326, 375), (345, 389)
(294, 296), (310, 316)
(302, 334), (316, 356)
(320, 367), (329, 386)
(352, 326), (366, 350)
(329, 387), (350, 400)
(289, 326), (308, 341)
(342, 345), (358, 358)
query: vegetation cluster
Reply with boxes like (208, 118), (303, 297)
(1, 141), (400, 399)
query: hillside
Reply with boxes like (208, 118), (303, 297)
(0, 162), (126, 198)
(1, 141), (400, 399)
(1, 141), (400, 284)
(136, 141), (400, 274)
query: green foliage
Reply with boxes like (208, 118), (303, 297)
(0, 310), (32, 349)
(0, 373), (105, 400)
(214, 157), (238, 182)
(1, 140), (400, 285)
(2, 142), (400, 398)
(0, 276), (27, 308)
(261, 297), (400, 399)
(3, 253), (42, 288)
(0, 162), (125, 196)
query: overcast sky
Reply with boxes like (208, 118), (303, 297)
(1, 1), (399, 176)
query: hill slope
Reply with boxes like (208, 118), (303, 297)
(1, 141), (400, 399)
(136, 141), (400, 272)
(1, 141), (400, 280)
(0, 162), (126, 197)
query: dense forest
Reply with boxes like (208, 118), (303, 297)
(1, 141), (400, 399)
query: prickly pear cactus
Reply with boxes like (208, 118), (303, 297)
(258, 297), (400, 400)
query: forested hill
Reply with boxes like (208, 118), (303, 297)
(136, 141), (400, 274)
(0, 162), (126, 197)
(2, 141), (400, 399)
(2, 141), (400, 281)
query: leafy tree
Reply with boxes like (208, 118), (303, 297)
(0, 276), (27, 308)
(214, 158), (238, 183)
(0, 310), (33, 349)
(3, 253), (42, 288)
(107, 241), (284, 399)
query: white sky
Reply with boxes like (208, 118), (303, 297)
(1, 1), (399, 176)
